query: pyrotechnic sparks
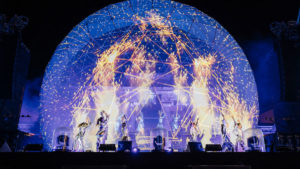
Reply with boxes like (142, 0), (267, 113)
(40, 0), (258, 151)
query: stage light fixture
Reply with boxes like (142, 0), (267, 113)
(153, 135), (165, 152)
(187, 142), (204, 152)
(132, 147), (140, 153)
(165, 147), (173, 153)
(117, 141), (132, 152)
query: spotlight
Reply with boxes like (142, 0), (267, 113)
(165, 147), (173, 153)
(132, 147), (140, 153)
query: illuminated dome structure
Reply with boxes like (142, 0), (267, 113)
(40, 0), (259, 151)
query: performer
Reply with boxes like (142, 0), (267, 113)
(172, 113), (180, 132)
(157, 110), (165, 128)
(220, 114), (233, 152)
(232, 117), (245, 152)
(121, 114), (129, 141)
(189, 117), (203, 142)
(73, 121), (90, 152)
(96, 110), (109, 150)
(136, 112), (144, 135)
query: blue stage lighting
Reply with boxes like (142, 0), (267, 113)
(165, 147), (173, 153)
(132, 147), (140, 153)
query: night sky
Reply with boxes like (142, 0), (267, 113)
(1, 0), (299, 80)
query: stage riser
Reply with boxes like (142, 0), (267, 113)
(0, 152), (299, 169)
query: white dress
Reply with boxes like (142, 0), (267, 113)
(190, 126), (198, 142)
(233, 126), (245, 152)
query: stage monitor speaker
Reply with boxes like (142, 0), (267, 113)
(187, 142), (204, 152)
(23, 144), (43, 152)
(99, 144), (116, 152)
(275, 145), (292, 152)
(205, 144), (222, 152)
(118, 141), (132, 152)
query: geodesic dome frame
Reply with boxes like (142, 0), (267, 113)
(40, 0), (258, 151)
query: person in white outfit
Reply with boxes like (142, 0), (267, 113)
(190, 117), (203, 142)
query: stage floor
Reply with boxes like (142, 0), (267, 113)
(0, 152), (299, 169)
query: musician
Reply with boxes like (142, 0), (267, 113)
(190, 117), (203, 142)
(121, 114), (129, 141)
(96, 110), (109, 150)
(172, 113), (180, 132)
(221, 114), (233, 152)
(232, 118), (245, 152)
(136, 112), (144, 135)
(157, 111), (165, 128)
(73, 121), (90, 152)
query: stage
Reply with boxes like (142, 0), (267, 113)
(0, 152), (299, 169)
(1, 2), (299, 169)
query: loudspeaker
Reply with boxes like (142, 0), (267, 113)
(205, 144), (222, 152)
(118, 141), (132, 152)
(187, 142), (204, 152)
(276, 145), (292, 152)
(23, 144), (43, 152)
(99, 144), (116, 152)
